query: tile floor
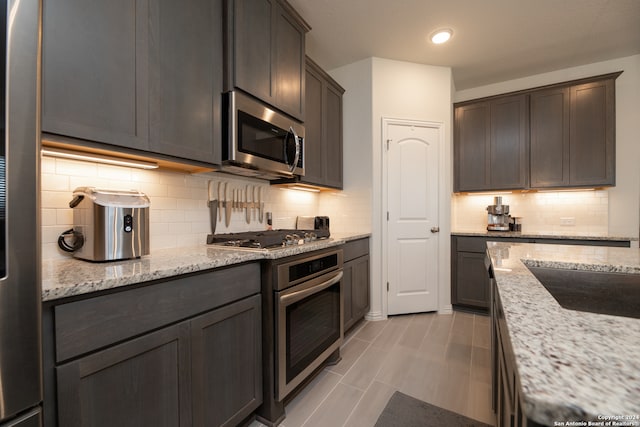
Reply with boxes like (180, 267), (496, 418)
(253, 310), (495, 427)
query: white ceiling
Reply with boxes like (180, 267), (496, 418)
(288, 0), (640, 90)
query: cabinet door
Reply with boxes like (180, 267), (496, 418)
(489, 94), (528, 190)
(569, 79), (615, 187)
(303, 66), (325, 185)
(274, 1), (305, 119)
(301, 58), (344, 189)
(454, 252), (490, 309)
(454, 102), (490, 192)
(530, 87), (570, 188)
(324, 84), (344, 189)
(351, 255), (370, 323)
(232, 0), (274, 104)
(342, 262), (354, 331)
(56, 323), (192, 427)
(148, 0), (222, 164)
(43, 0), (149, 150)
(191, 294), (262, 427)
(343, 255), (370, 332)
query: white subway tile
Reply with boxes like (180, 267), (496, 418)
(151, 235), (177, 250)
(41, 156), (56, 174)
(57, 209), (73, 225)
(97, 164), (133, 181)
(159, 210), (185, 223)
(41, 209), (58, 226)
(41, 174), (70, 191)
(55, 159), (98, 177)
(157, 171), (187, 187)
(42, 191), (74, 209)
(149, 197), (177, 210)
(42, 242), (70, 261)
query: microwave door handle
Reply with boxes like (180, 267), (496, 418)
(287, 126), (301, 173)
(280, 271), (343, 305)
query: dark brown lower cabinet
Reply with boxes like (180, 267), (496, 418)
(342, 238), (370, 332)
(191, 295), (262, 427)
(45, 263), (262, 427)
(454, 251), (489, 309)
(57, 323), (193, 427)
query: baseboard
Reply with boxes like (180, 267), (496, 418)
(365, 311), (385, 321)
(438, 304), (453, 315)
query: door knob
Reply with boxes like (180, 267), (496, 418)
(431, 227), (440, 233)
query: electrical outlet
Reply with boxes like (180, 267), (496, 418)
(560, 217), (575, 226)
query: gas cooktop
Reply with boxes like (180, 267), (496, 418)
(206, 229), (330, 250)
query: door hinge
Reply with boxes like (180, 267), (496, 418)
(387, 211), (389, 221)
(386, 139), (391, 151)
(387, 282), (389, 292)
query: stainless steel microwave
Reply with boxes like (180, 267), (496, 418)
(222, 91), (305, 179)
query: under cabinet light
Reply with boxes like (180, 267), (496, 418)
(287, 185), (320, 193)
(42, 147), (159, 169)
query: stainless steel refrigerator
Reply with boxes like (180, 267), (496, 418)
(0, 0), (42, 425)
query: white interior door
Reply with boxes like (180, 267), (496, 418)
(385, 120), (440, 315)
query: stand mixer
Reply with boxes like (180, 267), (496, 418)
(486, 196), (511, 231)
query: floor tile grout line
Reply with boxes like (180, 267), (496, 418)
(300, 319), (389, 427)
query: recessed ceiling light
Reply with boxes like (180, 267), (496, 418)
(430, 28), (453, 44)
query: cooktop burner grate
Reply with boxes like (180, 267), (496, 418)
(206, 229), (330, 249)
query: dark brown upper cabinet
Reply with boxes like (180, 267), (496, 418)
(530, 87), (571, 187)
(454, 94), (528, 192)
(148, 0), (223, 164)
(454, 72), (620, 193)
(225, 0), (310, 121)
(568, 78), (616, 187)
(530, 77), (617, 188)
(301, 57), (345, 189)
(43, 0), (223, 165)
(43, 0), (150, 151)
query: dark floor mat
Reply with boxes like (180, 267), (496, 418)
(375, 391), (494, 427)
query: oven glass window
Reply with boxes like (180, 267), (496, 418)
(237, 111), (287, 163)
(286, 282), (340, 382)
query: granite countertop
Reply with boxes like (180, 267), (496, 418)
(42, 232), (370, 302)
(487, 242), (640, 426)
(453, 230), (638, 242)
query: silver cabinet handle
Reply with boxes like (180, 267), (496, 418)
(431, 227), (440, 233)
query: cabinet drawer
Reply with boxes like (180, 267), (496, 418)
(54, 263), (260, 362)
(342, 238), (369, 261)
(456, 237), (489, 253)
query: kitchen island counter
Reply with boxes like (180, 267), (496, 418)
(43, 232), (370, 301)
(487, 242), (640, 426)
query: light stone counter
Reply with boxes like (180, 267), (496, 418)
(42, 232), (370, 302)
(487, 242), (640, 426)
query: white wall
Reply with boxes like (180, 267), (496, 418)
(326, 58), (454, 319)
(455, 54), (640, 239)
(320, 58), (373, 234)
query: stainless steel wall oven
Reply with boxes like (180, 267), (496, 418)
(258, 247), (344, 425)
(275, 249), (343, 401)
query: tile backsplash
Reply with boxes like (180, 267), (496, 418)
(452, 190), (609, 234)
(41, 156), (323, 260)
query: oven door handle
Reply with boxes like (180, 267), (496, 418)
(280, 271), (343, 306)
